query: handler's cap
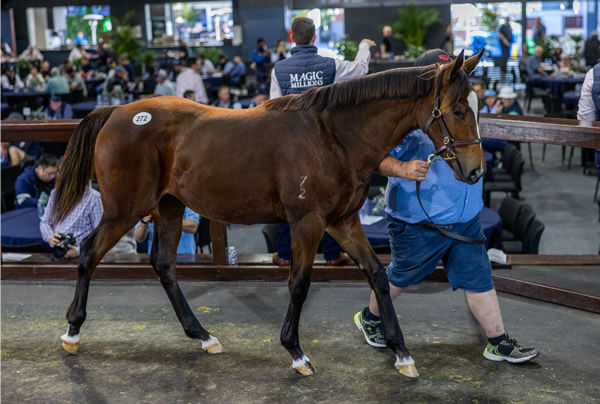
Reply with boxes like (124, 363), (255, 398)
(415, 49), (452, 67)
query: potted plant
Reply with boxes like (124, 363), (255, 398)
(334, 35), (358, 61)
(391, 0), (439, 60)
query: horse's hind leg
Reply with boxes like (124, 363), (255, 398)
(326, 214), (418, 378)
(150, 194), (223, 353)
(281, 213), (323, 375)
(62, 215), (136, 354)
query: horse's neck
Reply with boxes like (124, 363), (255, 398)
(328, 98), (420, 173)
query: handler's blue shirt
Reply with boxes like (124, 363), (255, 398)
(136, 207), (200, 254)
(385, 130), (483, 225)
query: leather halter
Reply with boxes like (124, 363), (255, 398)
(416, 97), (486, 245)
(423, 100), (482, 164)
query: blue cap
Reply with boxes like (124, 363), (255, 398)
(50, 94), (62, 102)
(115, 66), (122, 73)
(483, 89), (497, 98)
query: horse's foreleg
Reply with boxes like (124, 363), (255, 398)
(326, 214), (418, 377)
(62, 216), (135, 354)
(150, 194), (223, 354)
(281, 214), (323, 376)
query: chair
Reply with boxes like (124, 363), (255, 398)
(491, 143), (518, 181)
(521, 69), (549, 113)
(483, 152), (524, 206)
(522, 219), (545, 254)
(195, 217), (212, 253)
(514, 205), (536, 239)
(261, 224), (279, 253)
(1, 165), (24, 212)
(498, 197), (522, 241)
(1, 242), (47, 253)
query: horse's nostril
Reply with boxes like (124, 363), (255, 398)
(469, 167), (482, 182)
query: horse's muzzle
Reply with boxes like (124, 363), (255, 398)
(466, 167), (484, 185)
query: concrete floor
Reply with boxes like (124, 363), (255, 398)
(2, 280), (599, 403)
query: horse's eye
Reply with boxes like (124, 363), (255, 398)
(453, 110), (464, 119)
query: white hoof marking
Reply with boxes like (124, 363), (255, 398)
(201, 335), (220, 350)
(291, 354), (311, 369)
(395, 354), (415, 367)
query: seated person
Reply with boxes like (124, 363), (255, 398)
(154, 69), (175, 96)
(5, 112), (41, 167)
(183, 90), (195, 101)
(66, 67), (88, 101)
(25, 66), (46, 91)
(212, 86), (241, 109)
(216, 55), (233, 73)
(44, 67), (70, 95)
(199, 55), (215, 76)
(105, 67), (129, 96)
(80, 57), (95, 77)
(497, 87), (523, 115)
(119, 55), (135, 83)
(527, 46), (551, 83)
(134, 207), (200, 254)
(480, 89), (499, 114)
(45, 95), (73, 120)
(40, 61), (51, 80)
(226, 56), (246, 87)
(14, 153), (58, 209)
(1, 67), (24, 91)
(40, 181), (137, 257)
(248, 91), (266, 108)
(557, 55), (573, 77)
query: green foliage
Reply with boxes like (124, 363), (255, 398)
(535, 35), (559, 59)
(403, 44), (426, 60)
(197, 47), (222, 66)
(481, 8), (499, 32)
(140, 50), (156, 68)
(391, 0), (439, 56)
(179, 3), (199, 25)
(569, 34), (584, 55)
(334, 35), (358, 61)
(110, 11), (142, 61)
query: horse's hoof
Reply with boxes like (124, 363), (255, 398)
(201, 335), (224, 354)
(292, 355), (315, 376)
(395, 354), (419, 378)
(206, 341), (224, 354)
(61, 333), (80, 354)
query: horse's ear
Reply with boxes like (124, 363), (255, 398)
(463, 49), (484, 76)
(448, 49), (464, 81)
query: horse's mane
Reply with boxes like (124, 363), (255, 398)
(264, 64), (470, 112)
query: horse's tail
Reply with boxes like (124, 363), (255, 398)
(51, 106), (118, 224)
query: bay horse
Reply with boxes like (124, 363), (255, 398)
(52, 50), (484, 377)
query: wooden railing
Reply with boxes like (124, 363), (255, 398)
(2, 115), (600, 312)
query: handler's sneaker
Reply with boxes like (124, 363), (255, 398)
(354, 308), (386, 348)
(483, 335), (539, 363)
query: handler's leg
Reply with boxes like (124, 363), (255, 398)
(465, 289), (505, 338)
(368, 284), (403, 317)
(327, 214), (418, 377)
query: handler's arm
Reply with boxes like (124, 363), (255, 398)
(334, 40), (375, 82)
(269, 69), (282, 99)
(376, 156), (429, 182)
(182, 219), (198, 234)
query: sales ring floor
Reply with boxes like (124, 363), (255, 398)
(2, 280), (599, 403)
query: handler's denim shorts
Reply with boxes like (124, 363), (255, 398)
(385, 214), (494, 293)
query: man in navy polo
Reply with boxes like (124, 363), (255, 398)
(269, 16), (375, 265)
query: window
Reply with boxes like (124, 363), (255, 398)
(26, 5), (111, 50)
(145, 2), (233, 46)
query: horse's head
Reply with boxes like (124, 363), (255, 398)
(417, 50), (485, 185)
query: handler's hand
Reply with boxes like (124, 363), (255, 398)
(49, 232), (63, 248)
(400, 160), (429, 182)
(360, 39), (376, 47)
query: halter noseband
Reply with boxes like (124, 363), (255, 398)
(423, 98), (481, 165)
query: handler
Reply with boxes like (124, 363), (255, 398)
(270, 16), (376, 266)
(354, 49), (539, 364)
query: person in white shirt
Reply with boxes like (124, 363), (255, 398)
(154, 69), (175, 96)
(199, 55), (215, 76)
(68, 44), (91, 64)
(19, 45), (44, 62)
(175, 57), (208, 104)
(269, 18), (374, 99)
(1, 67), (25, 91)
